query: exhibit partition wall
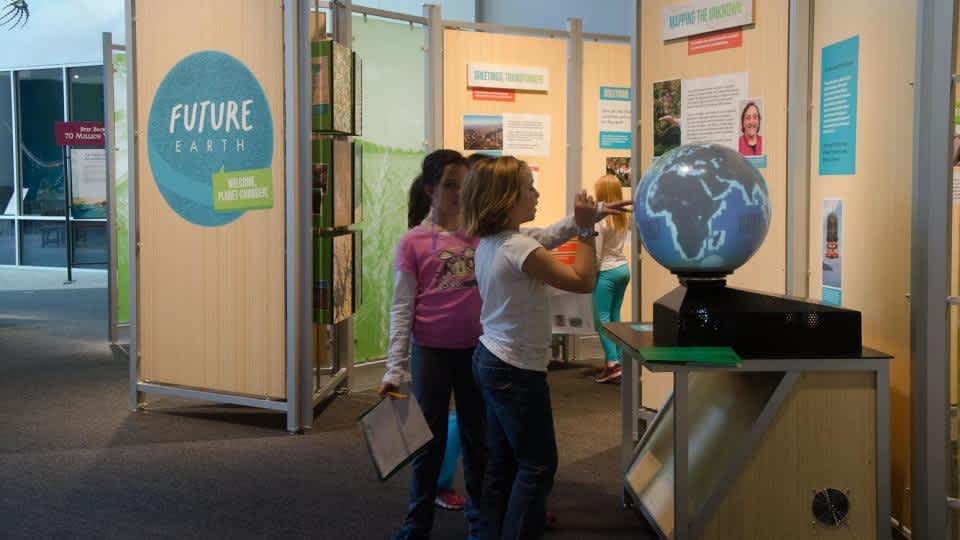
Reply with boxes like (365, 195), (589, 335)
(806, 0), (916, 528)
(442, 26), (568, 227)
(638, 0), (790, 409)
(128, 0), (302, 424)
(103, 33), (130, 344)
(351, 11), (427, 363)
(581, 39), (632, 321)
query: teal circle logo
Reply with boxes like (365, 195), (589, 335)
(148, 51), (273, 227)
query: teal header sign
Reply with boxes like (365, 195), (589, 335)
(818, 36), (859, 175)
(147, 51), (274, 227)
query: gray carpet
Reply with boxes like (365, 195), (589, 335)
(0, 287), (657, 539)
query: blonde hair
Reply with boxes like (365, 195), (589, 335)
(595, 174), (628, 232)
(461, 156), (527, 237)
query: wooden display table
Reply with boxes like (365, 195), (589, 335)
(603, 322), (891, 540)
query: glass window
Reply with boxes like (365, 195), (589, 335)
(71, 221), (107, 269)
(0, 72), (13, 215)
(68, 67), (107, 220)
(0, 219), (13, 264)
(18, 69), (65, 216)
(68, 66), (104, 122)
(20, 219), (67, 267)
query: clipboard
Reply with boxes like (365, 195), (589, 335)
(358, 392), (434, 482)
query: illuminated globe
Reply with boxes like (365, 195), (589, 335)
(635, 144), (770, 279)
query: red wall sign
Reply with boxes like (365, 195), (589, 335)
(472, 88), (516, 102)
(54, 121), (105, 146)
(688, 29), (743, 56)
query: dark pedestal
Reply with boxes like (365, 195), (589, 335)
(653, 284), (862, 358)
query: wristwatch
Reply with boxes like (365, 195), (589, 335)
(577, 226), (598, 239)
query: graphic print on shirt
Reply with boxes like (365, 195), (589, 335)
(435, 247), (478, 290)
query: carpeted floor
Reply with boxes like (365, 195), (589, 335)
(0, 287), (657, 539)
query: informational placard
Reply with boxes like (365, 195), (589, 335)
(467, 63), (549, 92)
(818, 36), (859, 175)
(688, 28), (743, 55)
(69, 148), (107, 219)
(663, 0), (753, 41)
(55, 121), (105, 147)
(680, 71), (748, 149)
(822, 198), (843, 306)
(472, 88), (515, 102)
(147, 51), (274, 227)
(463, 113), (550, 156)
(599, 86), (632, 149)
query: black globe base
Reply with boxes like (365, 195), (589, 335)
(653, 284), (862, 358)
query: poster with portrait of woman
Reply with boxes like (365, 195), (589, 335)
(737, 99), (764, 156)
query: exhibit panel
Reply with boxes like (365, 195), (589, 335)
(134, 0), (287, 398)
(638, 0), (790, 409)
(350, 14), (426, 363)
(443, 29), (567, 227)
(806, 0), (916, 524)
(582, 40), (634, 323)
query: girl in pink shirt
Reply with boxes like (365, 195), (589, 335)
(379, 150), (485, 540)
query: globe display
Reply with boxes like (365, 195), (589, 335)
(635, 144), (770, 278)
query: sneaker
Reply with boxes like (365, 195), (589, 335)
(435, 489), (466, 511)
(595, 364), (622, 384)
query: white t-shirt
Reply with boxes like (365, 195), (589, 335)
(595, 220), (629, 272)
(475, 232), (553, 372)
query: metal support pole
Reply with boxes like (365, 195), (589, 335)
(285, 0), (309, 433)
(565, 18), (583, 214)
(125, 0), (143, 410)
(910, 0), (955, 537)
(103, 31), (118, 343)
(63, 145), (74, 284)
(785, 0), (812, 298)
(424, 4), (443, 152)
(630, 0), (642, 322)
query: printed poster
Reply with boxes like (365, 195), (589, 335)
(70, 148), (107, 219)
(822, 199), (843, 306)
(653, 79), (682, 156)
(463, 113), (550, 156)
(147, 51), (275, 227)
(681, 71), (748, 150)
(606, 156), (630, 187)
(599, 86), (632, 149)
(737, 98), (767, 168)
(819, 36), (859, 175)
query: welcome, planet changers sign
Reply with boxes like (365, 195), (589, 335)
(148, 51), (274, 227)
(662, 0), (753, 41)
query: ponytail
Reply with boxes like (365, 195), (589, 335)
(407, 175), (430, 229)
(407, 149), (467, 229)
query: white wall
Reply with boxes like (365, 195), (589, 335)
(479, 0), (631, 35)
(0, 0), (124, 69)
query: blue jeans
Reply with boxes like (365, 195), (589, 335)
(473, 344), (558, 540)
(394, 344), (485, 540)
(593, 264), (630, 364)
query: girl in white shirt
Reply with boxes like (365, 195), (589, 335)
(592, 175), (631, 383)
(460, 156), (631, 539)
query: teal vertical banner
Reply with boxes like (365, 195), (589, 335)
(818, 36), (859, 175)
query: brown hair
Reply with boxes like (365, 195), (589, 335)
(594, 174), (628, 232)
(461, 156), (527, 237)
(407, 149), (466, 229)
